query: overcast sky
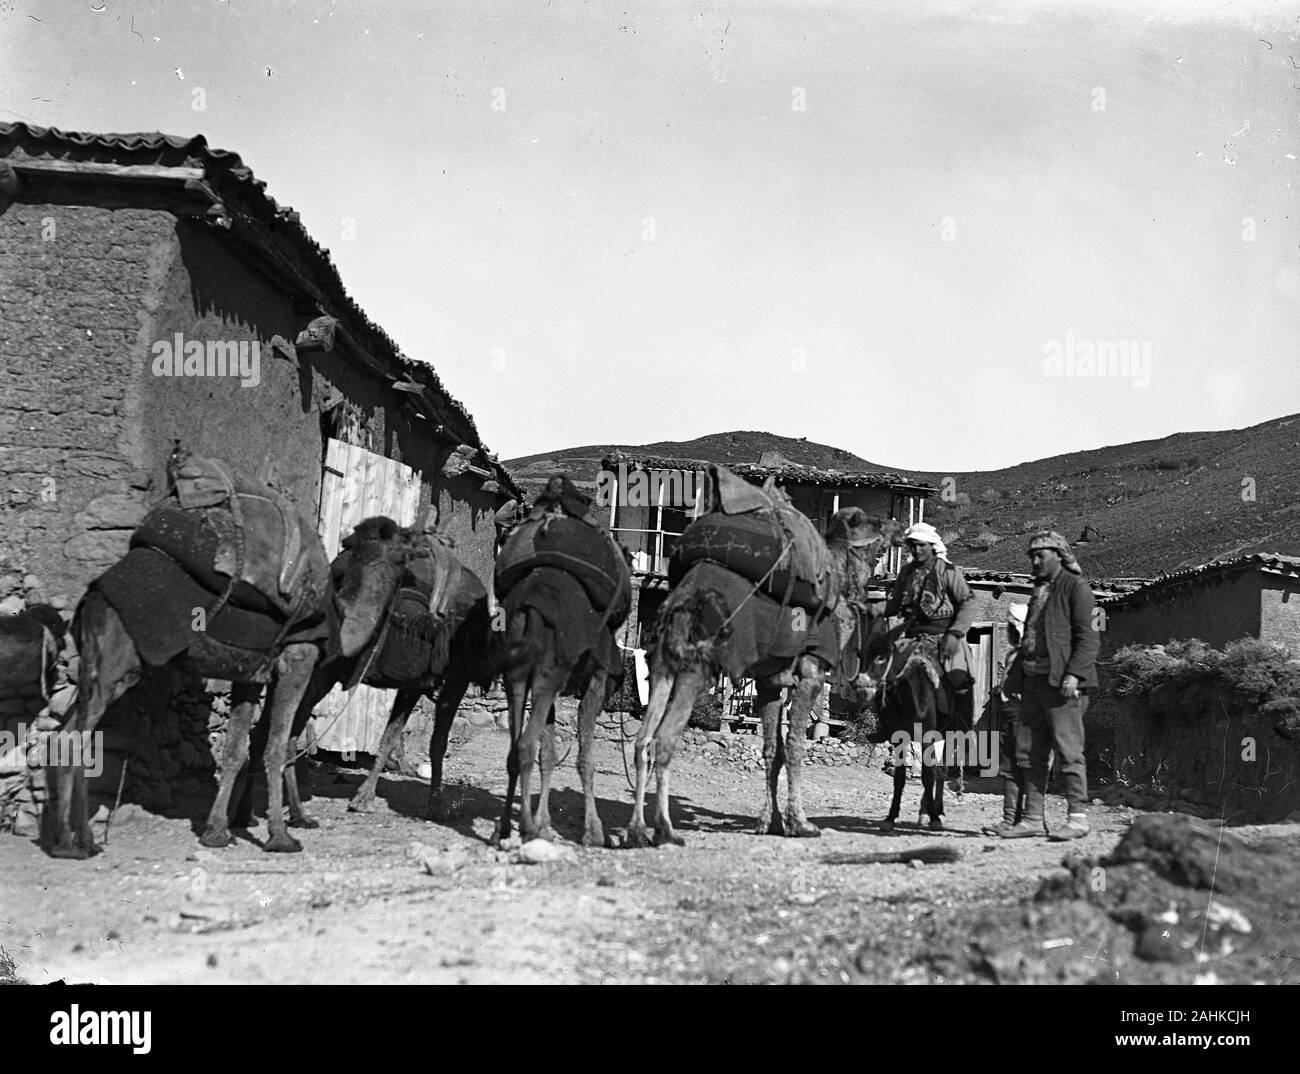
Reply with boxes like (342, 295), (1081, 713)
(3, 0), (1297, 471)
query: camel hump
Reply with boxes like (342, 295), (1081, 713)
(144, 449), (329, 621)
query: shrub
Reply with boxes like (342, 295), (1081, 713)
(1106, 637), (1300, 722)
(688, 690), (722, 732)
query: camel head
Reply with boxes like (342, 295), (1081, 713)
(334, 516), (417, 659)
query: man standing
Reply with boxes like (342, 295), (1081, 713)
(1000, 531), (1100, 841)
(883, 521), (978, 730)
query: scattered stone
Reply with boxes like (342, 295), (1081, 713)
(1204, 901), (1251, 935)
(0, 595), (26, 616)
(516, 839), (575, 865)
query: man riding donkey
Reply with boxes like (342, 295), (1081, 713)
(882, 522), (979, 768)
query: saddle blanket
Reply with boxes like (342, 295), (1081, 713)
(89, 547), (334, 668)
(661, 561), (838, 682)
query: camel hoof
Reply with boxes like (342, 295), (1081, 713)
(624, 826), (652, 849)
(289, 814), (320, 830)
(879, 818), (896, 833)
(787, 819), (821, 838)
(534, 827), (560, 844)
(264, 833), (303, 854)
(652, 828), (685, 847)
(200, 828), (234, 849)
(581, 827), (607, 848)
(928, 816), (945, 830)
(48, 841), (93, 861)
(347, 796), (375, 814)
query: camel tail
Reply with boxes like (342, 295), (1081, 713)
(68, 591), (112, 734)
(650, 589), (724, 676)
(487, 605), (545, 675)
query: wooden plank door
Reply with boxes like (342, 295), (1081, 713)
(313, 439), (423, 756)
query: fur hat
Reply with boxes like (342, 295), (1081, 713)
(1027, 530), (1083, 575)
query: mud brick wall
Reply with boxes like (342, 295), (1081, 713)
(0, 202), (176, 603)
(1111, 699), (1300, 822)
(1103, 572), (1263, 651)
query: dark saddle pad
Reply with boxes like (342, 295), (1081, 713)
(89, 547), (333, 668)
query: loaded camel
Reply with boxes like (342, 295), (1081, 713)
(235, 517), (495, 828)
(42, 450), (415, 858)
(492, 476), (631, 848)
(627, 486), (899, 847)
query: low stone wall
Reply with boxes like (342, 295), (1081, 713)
(1100, 698), (1300, 823)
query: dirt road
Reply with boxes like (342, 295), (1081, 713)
(2, 723), (1295, 985)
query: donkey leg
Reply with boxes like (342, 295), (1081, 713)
(781, 656), (823, 838)
(627, 671), (673, 849)
(882, 759), (907, 832)
(651, 669), (709, 847)
(577, 669), (610, 847)
(427, 672), (469, 821)
(262, 643), (318, 853)
(202, 683), (260, 848)
(755, 684), (787, 836)
(350, 687), (420, 815)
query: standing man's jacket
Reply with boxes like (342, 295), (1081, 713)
(1027, 569), (1100, 690)
(884, 558), (977, 639)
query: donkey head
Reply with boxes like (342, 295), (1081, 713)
(334, 516), (417, 658)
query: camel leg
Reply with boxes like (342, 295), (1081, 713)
(651, 668), (709, 847)
(577, 668), (609, 847)
(520, 662), (564, 843)
(202, 682), (261, 848)
(45, 593), (141, 859)
(427, 672), (469, 821)
(496, 653), (529, 846)
(261, 643), (318, 853)
(627, 670), (673, 849)
(781, 655), (824, 838)
(350, 687), (421, 814)
(755, 683), (787, 836)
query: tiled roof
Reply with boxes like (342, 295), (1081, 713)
(601, 451), (937, 493)
(961, 569), (1149, 596)
(0, 122), (518, 498)
(1100, 552), (1300, 605)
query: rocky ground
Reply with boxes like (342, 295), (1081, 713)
(2, 718), (1298, 986)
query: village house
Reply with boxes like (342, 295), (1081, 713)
(0, 123), (518, 803)
(1098, 553), (1300, 654)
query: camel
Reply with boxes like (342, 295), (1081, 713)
(41, 497), (412, 859)
(492, 476), (630, 848)
(627, 507), (900, 848)
(234, 523), (495, 828)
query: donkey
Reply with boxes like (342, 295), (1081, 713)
(42, 511), (412, 859)
(859, 612), (957, 831)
